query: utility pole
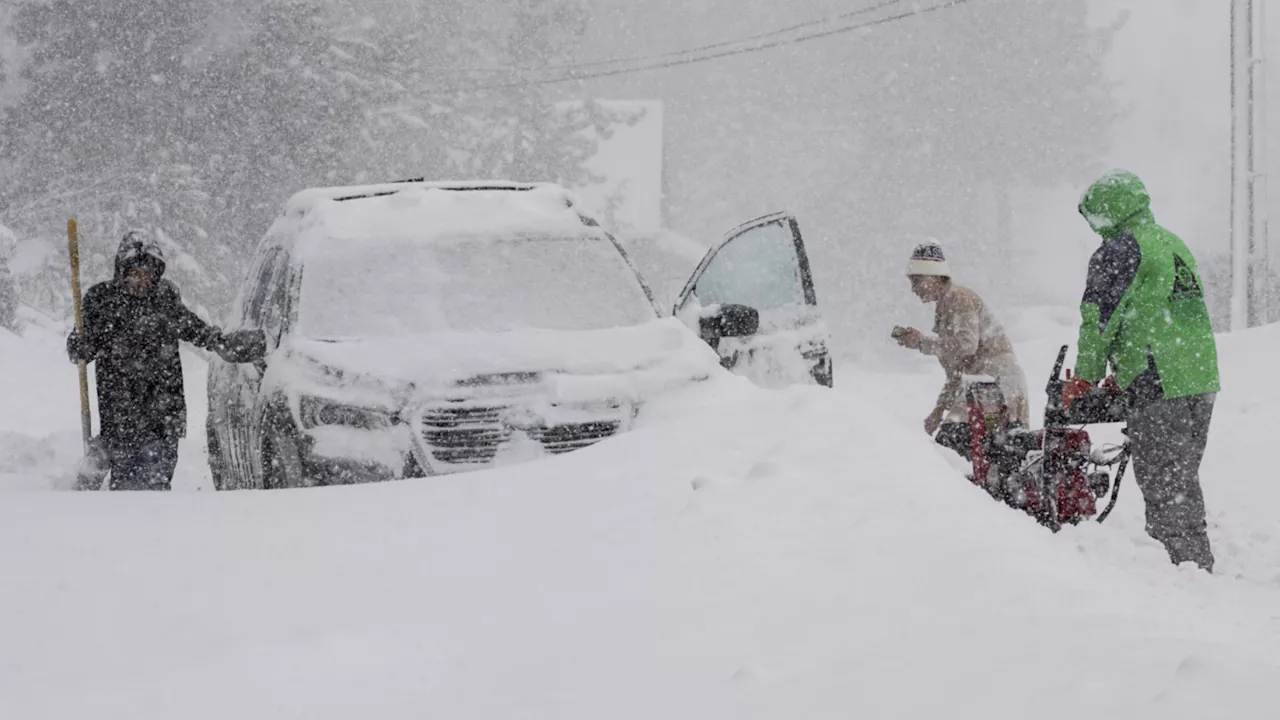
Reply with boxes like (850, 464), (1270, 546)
(1253, 0), (1269, 326)
(1231, 0), (1269, 330)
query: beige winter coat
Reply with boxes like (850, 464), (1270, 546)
(919, 283), (1029, 425)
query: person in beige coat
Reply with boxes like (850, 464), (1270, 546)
(893, 241), (1029, 457)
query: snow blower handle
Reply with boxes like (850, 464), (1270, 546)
(1044, 344), (1128, 427)
(1096, 444), (1130, 523)
(68, 219), (92, 452)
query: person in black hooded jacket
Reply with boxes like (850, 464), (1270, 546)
(67, 230), (263, 490)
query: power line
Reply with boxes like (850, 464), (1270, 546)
(448, 0), (987, 93)
(435, 0), (910, 74)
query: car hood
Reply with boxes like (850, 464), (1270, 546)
(273, 317), (723, 401)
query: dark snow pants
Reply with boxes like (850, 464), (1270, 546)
(107, 436), (180, 491)
(1127, 392), (1216, 571)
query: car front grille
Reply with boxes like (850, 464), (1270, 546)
(529, 422), (621, 455)
(422, 406), (505, 464)
(420, 405), (621, 465)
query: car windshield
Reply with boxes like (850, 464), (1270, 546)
(295, 235), (657, 338)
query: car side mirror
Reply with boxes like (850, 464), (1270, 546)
(699, 303), (760, 339)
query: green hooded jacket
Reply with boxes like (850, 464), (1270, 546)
(1075, 170), (1219, 401)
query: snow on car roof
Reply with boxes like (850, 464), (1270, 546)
(270, 181), (606, 260)
(283, 179), (563, 209)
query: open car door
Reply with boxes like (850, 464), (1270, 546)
(674, 212), (832, 388)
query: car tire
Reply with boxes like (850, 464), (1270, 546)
(262, 426), (309, 490)
(207, 422), (227, 491)
(812, 353), (834, 388)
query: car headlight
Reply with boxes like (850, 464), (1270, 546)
(299, 395), (397, 430)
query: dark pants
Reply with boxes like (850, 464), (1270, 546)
(107, 436), (180, 491)
(1128, 393), (1216, 571)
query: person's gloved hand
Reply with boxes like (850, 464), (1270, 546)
(894, 326), (923, 351)
(66, 331), (95, 363)
(1062, 368), (1093, 410)
(197, 325), (224, 349)
(215, 328), (267, 364)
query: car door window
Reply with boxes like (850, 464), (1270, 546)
(684, 220), (807, 313)
(241, 250), (282, 328)
(674, 213), (832, 389)
(259, 254), (291, 344)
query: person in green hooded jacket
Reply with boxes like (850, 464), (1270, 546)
(1065, 170), (1219, 571)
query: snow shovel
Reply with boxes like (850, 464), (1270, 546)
(67, 219), (109, 490)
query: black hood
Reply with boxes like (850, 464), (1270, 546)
(113, 230), (167, 283)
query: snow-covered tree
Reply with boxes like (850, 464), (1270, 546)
(184, 0), (378, 303)
(0, 220), (17, 331)
(454, 0), (598, 184)
(0, 0), (628, 317)
(328, 0), (632, 187)
(0, 0), (224, 311)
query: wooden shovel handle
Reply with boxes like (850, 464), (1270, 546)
(68, 220), (92, 449)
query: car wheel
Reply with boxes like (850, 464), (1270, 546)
(207, 423), (227, 491)
(812, 353), (833, 388)
(262, 427), (310, 489)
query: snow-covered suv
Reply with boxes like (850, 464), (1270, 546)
(206, 180), (830, 489)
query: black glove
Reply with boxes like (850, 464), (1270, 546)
(196, 325), (224, 349)
(66, 330), (95, 363)
(215, 328), (267, 364)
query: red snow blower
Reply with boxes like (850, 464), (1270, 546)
(962, 346), (1130, 532)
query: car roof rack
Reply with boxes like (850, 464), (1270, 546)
(328, 180), (542, 202)
(282, 180), (606, 229)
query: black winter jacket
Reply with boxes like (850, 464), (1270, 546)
(70, 254), (222, 445)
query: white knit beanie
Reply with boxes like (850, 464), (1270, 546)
(905, 239), (952, 277)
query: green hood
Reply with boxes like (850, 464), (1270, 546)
(1079, 170), (1153, 241)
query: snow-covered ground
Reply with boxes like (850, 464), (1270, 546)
(2, 307), (1279, 718)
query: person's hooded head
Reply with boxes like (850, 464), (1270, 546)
(905, 239), (952, 303)
(1078, 170), (1155, 242)
(114, 229), (166, 296)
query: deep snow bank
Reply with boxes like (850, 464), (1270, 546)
(1, 307), (1279, 718)
(1, 316), (94, 493)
